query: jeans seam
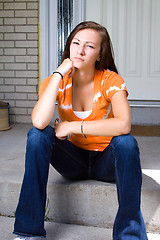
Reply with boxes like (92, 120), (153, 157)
(110, 145), (121, 239)
(110, 145), (121, 200)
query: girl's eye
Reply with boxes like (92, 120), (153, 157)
(87, 45), (94, 49)
(73, 41), (79, 45)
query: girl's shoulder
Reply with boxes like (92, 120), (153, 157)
(98, 69), (128, 100)
(95, 69), (123, 86)
(38, 74), (52, 98)
(101, 69), (125, 84)
(39, 73), (71, 98)
(102, 69), (120, 79)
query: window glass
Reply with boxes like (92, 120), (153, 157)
(57, 0), (73, 65)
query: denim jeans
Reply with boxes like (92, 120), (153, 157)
(13, 125), (148, 240)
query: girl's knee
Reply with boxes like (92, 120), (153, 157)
(110, 135), (142, 182)
(111, 134), (139, 151)
(27, 125), (55, 148)
(110, 134), (140, 164)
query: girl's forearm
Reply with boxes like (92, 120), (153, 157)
(32, 59), (74, 129)
(70, 118), (131, 137)
(31, 74), (61, 129)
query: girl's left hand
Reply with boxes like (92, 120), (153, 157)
(54, 121), (71, 140)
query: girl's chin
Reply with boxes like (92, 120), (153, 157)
(72, 60), (94, 70)
(73, 60), (83, 66)
(73, 63), (84, 70)
(73, 61), (89, 69)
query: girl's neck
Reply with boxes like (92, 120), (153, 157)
(72, 68), (95, 86)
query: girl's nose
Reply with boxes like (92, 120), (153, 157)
(77, 44), (85, 55)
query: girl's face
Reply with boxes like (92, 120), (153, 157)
(70, 29), (101, 70)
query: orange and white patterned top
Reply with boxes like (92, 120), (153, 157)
(39, 69), (128, 151)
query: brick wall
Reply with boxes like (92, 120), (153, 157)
(0, 0), (39, 123)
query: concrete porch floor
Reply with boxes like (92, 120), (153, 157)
(0, 123), (160, 239)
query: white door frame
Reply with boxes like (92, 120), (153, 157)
(39, 0), (57, 82)
(39, 0), (85, 83)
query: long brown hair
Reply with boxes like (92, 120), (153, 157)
(61, 21), (118, 74)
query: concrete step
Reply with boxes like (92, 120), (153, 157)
(0, 124), (160, 234)
(0, 216), (112, 240)
(0, 216), (160, 240)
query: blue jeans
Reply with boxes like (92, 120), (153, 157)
(13, 125), (148, 240)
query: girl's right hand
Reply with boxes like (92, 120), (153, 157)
(56, 58), (75, 78)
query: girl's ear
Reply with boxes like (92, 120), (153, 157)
(97, 56), (100, 61)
